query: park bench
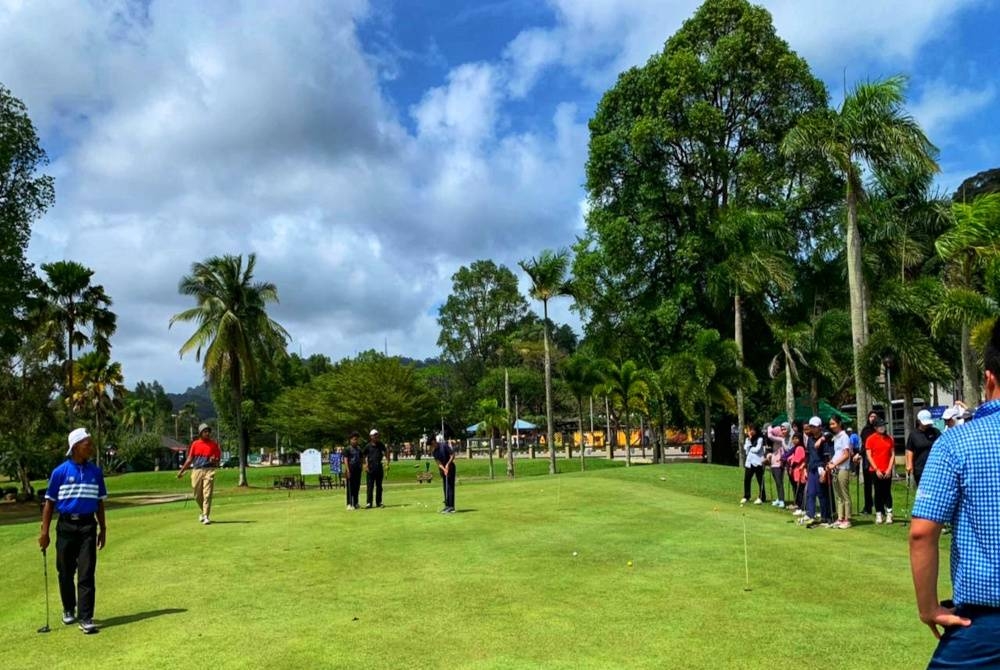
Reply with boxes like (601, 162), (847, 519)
(416, 472), (433, 484)
(318, 475), (334, 490)
(689, 444), (705, 461)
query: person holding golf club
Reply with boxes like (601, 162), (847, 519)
(858, 409), (880, 515)
(909, 319), (1000, 666)
(787, 431), (807, 514)
(824, 415), (853, 529)
(177, 422), (221, 525)
(363, 428), (389, 508)
(765, 422), (789, 508)
(864, 418), (895, 525)
(343, 432), (363, 510)
(740, 424), (766, 505)
(38, 428), (108, 635)
(801, 416), (833, 527)
(433, 434), (456, 513)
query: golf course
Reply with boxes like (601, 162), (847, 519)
(2, 462), (941, 669)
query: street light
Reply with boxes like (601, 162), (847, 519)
(882, 353), (896, 444)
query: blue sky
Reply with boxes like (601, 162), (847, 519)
(1, 0), (997, 391)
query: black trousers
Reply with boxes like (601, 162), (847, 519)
(56, 516), (97, 620)
(743, 466), (765, 501)
(873, 476), (894, 514)
(441, 466), (456, 509)
(863, 469), (875, 513)
(366, 467), (384, 507)
(347, 471), (361, 507)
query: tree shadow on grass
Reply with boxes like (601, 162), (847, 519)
(207, 520), (256, 524)
(453, 509), (476, 514)
(99, 608), (187, 629)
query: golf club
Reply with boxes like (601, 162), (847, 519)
(742, 512), (752, 592)
(38, 548), (51, 634)
(903, 472), (911, 522)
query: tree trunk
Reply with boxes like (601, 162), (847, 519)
(605, 396), (613, 459)
(734, 291), (746, 459)
(505, 369), (515, 479)
(578, 398), (585, 472)
(542, 300), (556, 475)
(623, 401), (631, 468)
(810, 377), (819, 416)
(961, 323), (981, 407)
(704, 402), (713, 463)
(487, 433), (495, 480)
(845, 183), (870, 428)
(784, 343), (796, 428)
(17, 459), (34, 496)
(66, 322), (75, 421)
(95, 409), (102, 469)
(639, 414), (646, 459)
(232, 359), (248, 487)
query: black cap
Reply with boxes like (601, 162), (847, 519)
(874, 418), (887, 427)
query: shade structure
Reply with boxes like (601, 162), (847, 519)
(770, 399), (854, 426)
(467, 418), (538, 434)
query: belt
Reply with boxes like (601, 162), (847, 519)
(61, 513), (95, 521)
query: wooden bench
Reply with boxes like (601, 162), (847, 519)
(318, 475), (333, 490)
(416, 472), (434, 484)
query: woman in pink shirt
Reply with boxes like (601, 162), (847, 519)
(765, 422), (790, 508)
(786, 431), (807, 515)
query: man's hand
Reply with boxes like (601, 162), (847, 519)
(176, 471), (183, 479)
(97, 527), (107, 550)
(920, 604), (971, 639)
(38, 532), (50, 551)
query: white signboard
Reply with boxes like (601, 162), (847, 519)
(300, 448), (322, 476)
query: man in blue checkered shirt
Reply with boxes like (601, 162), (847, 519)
(910, 318), (1000, 667)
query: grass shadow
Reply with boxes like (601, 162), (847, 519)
(98, 608), (187, 628)
(207, 520), (257, 524)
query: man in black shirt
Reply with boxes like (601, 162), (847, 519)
(432, 434), (456, 513)
(858, 410), (880, 514)
(343, 432), (363, 510)
(906, 409), (940, 487)
(364, 429), (388, 508)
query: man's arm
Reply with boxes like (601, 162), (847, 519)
(909, 518), (969, 638)
(96, 499), (107, 550)
(177, 449), (195, 478)
(38, 500), (54, 550)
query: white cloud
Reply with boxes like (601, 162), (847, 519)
(911, 80), (996, 144)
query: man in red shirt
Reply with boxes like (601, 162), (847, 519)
(177, 423), (221, 525)
(865, 418), (896, 525)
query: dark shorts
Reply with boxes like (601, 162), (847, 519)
(929, 604), (1000, 669)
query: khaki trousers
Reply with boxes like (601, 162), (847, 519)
(191, 468), (216, 517)
(834, 468), (852, 520)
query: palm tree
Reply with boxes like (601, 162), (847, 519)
(519, 248), (571, 475)
(935, 193), (1000, 405)
(768, 322), (807, 431)
(37, 261), (117, 418)
(598, 360), (651, 468)
(662, 330), (754, 464)
(709, 208), (794, 445)
(476, 398), (508, 481)
(121, 396), (156, 433)
(179, 401), (200, 442)
(170, 254), (290, 487)
(782, 75), (938, 428)
(72, 351), (125, 467)
(560, 352), (603, 471)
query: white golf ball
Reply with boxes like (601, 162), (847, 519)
(572, 551), (578, 556)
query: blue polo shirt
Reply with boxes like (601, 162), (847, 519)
(44, 459), (108, 516)
(913, 399), (1000, 607)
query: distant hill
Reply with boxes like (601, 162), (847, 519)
(168, 382), (216, 419)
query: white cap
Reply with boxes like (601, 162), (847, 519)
(917, 409), (934, 426)
(369, 429), (379, 436)
(66, 427), (90, 456)
(807, 416), (822, 427)
(436, 434), (446, 443)
(942, 407), (959, 421)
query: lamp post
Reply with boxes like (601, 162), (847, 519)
(882, 353), (896, 444)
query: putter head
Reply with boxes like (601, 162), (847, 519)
(37, 625), (50, 633)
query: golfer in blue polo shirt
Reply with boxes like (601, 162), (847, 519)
(910, 318), (1000, 667)
(38, 428), (108, 635)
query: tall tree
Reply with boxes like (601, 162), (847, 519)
(782, 75), (938, 427)
(476, 398), (508, 481)
(519, 249), (571, 475)
(598, 360), (651, 468)
(560, 352), (603, 471)
(37, 261), (117, 417)
(574, 0), (830, 366)
(437, 260), (528, 382)
(72, 351), (125, 467)
(0, 85), (54, 356)
(171, 254), (290, 487)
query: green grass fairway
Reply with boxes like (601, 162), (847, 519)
(1, 463), (941, 669)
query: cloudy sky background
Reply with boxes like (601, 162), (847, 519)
(1, 0), (998, 391)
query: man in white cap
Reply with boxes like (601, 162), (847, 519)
(363, 429), (389, 508)
(906, 409), (940, 489)
(38, 428), (108, 634)
(177, 423), (221, 524)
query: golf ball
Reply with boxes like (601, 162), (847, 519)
(627, 560), (633, 567)
(572, 551), (578, 557)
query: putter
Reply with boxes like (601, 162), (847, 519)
(904, 473), (911, 521)
(38, 548), (51, 633)
(742, 513), (752, 592)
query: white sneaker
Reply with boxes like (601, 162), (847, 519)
(875, 513), (883, 524)
(798, 515), (812, 526)
(201, 517), (211, 525)
(198, 514), (205, 523)
(740, 498), (748, 505)
(886, 512), (893, 525)
(346, 505), (354, 511)
(771, 500), (779, 506)
(753, 498), (763, 505)
(776, 501), (785, 509)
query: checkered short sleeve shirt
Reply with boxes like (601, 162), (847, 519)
(912, 399), (1000, 607)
